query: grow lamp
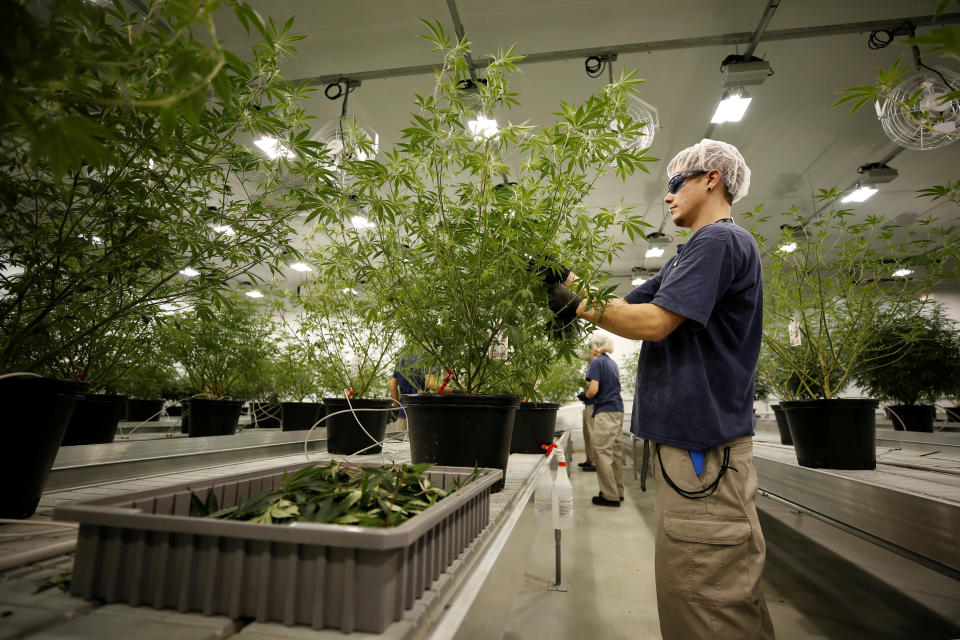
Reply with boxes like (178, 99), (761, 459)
(290, 262), (313, 272)
(892, 268), (913, 277)
(245, 290), (265, 299)
(777, 242), (797, 253)
(211, 224), (236, 236)
(253, 135), (294, 160)
(179, 267), (200, 277)
(350, 215), (375, 230)
(467, 114), (499, 140)
(645, 247), (665, 258)
(631, 277), (646, 286)
(711, 88), (752, 124)
(840, 186), (878, 203)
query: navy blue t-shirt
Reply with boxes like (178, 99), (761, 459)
(624, 220), (762, 451)
(582, 364), (594, 406)
(585, 353), (623, 416)
(393, 354), (426, 418)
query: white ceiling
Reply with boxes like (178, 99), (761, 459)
(212, 0), (960, 295)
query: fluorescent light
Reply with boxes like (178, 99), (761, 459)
(631, 277), (646, 285)
(212, 224), (236, 236)
(342, 287), (359, 295)
(777, 242), (797, 253)
(840, 186), (878, 203)
(350, 215), (375, 230)
(467, 114), (499, 140)
(253, 135), (294, 160)
(179, 267), (200, 278)
(290, 262), (313, 272)
(245, 290), (265, 299)
(892, 268), (913, 277)
(645, 247), (665, 258)
(711, 89), (752, 124)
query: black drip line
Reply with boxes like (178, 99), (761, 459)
(869, 21), (956, 91)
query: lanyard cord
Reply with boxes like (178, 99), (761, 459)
(655, 444), (738, 499)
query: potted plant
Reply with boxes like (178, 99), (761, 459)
(854, 305), (960, 432)
(234, 340), (283, 430)
(316, 22), (653, 486)
(164, 293), (277, 437)
(275, 261), (398, 453)
(744, 193), (959, 469)
(0, 1), (333, 515)
(269, 342), (324, 432)
(509, 345), (585, 454)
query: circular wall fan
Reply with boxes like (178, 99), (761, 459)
(875, 67), (960, 151)
(610, 94), (659, 153)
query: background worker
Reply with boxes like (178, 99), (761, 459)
(545, 139), (774, 638)
(577, 348), (598, 471)
(584, 333), (624, 507)
(389, 349), (428, 431)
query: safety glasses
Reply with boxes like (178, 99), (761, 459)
(666, 169), (708, 195)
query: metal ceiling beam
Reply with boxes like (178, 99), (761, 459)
(445, 0), (478, 83)
(291, 12), (960, 87)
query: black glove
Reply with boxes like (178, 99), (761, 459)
(528, 255), (571, 287)
(576, 391), (587, 402)
(547, 283), (581, 338)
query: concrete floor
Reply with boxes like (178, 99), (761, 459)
(502, 437), (960, 640)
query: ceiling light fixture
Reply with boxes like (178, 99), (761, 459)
(840, 186), (878, 203)
(290, 262), (313, 272)
(892, 268), (913, 277)
(211, 224), (236, 236)
(777, 242), (798, 253)
(711, 87), (752, 124)
(467, 114), (499, 140)
(179, 267), (200, 277)
(253, 135), (294, 160)
(350, 215), (375, 230)
(245, 290), (265, 299)
(645, 247), (665, 259)
(631, 276), (646, 286)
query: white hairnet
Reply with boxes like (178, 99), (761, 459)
(590, 334), (614, 354)
(667, 139), (751, 203)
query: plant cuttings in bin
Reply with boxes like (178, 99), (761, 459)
(189, 461), (481, 528)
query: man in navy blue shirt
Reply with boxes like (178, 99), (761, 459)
(551, 140), (774, 639)
(584, 334), (624, 506)
(390, 350), (428, 432)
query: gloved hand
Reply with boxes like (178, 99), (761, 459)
(576, 391), (587, 402)
(528, 255), (571, 287)
(547, 283), (581, 338)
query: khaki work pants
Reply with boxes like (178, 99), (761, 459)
(654, 435), (775, 640)
(592, 411), (624, 501)
(396, 417), (407, 432)
(582, 405), (596, 464)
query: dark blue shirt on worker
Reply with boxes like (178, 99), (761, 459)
(585, 353), (623, 416)
(393, 354), (426, 418)
(624, 220), (763, 452)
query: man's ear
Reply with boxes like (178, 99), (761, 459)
(707, 169), (724, 191)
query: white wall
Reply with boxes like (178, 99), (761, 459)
(927, 287), (960, 325)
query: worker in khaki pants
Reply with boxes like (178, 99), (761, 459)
(584, 334), (624, 506)
(577, 350), (598, 471)
(548, 139), (775, 638)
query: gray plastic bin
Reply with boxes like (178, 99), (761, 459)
(55, 461), (502, 633)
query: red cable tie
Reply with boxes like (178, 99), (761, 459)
(348, 388), (355, 399)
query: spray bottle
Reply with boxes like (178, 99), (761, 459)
(551, 447), (574, 530)
(535, 443), (558, 522)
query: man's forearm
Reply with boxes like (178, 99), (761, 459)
(577, 297), (682, 342)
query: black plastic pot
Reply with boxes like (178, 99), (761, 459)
(886, 404), (936, 432)
(946, 407), (960, 423)
(250, 402), (282, 429)
(403, 393), (520, 492)
(62, 394), (128, 445)
(510, 402), (560, 453)
(280, 402), (323, 431)
(781, 399), (878, 470)
(126, 398), (165, 422)
(165, 403), (183, 417)
(1, 375), (89, 518)
(771, 404), (792, 445)
(184, 398), (242, 437)
(324, 398), (392, 454)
